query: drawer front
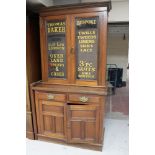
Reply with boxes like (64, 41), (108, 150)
(68, 94), (101, 103)
(35, 91), (66, 102)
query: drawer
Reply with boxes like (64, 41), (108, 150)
(35, 91), (66, 102)
(68, 94), (101, 103)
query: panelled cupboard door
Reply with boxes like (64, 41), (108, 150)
(67, 104), (100, 144)
(70, 12), (107, 86)
(40, 15), (71, 84)
(35, 92), (66, 140)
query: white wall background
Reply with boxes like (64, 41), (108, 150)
(108, 1), (129, 22)
(107, 34), (129, 81)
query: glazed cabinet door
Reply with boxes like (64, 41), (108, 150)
(35, 92), (67, 140)
(40, 15), (71, 84)
(67, 104), (100, 144)
(70, 12), (107, 86)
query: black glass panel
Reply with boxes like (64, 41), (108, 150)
(75, 17), (99, 80)
(46, 20), (66, 79)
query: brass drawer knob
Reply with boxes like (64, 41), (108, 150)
(47, 94), (54, 100)
(79, 96), (88, 102)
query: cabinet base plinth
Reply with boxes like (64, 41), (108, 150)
(36, 134), (103, 151)
(26, 131), (35, 140)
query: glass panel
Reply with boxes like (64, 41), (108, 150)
(46, 20), (66, 79)
(75, 17), (99, 80)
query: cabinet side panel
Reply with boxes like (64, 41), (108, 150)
(98, 12), (107, 86)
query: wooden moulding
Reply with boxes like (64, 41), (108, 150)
(37, 134), (103, 151)
(37, 1), (111, 16)
(29, 81), (42, 140)
(26, 111), (34, 140)
(31, 81), (108, 96)
(26, 131), (35, 140)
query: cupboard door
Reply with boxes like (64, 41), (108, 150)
(70, 12), (107, 86)
(40, 15), (71, 84)
(67, 104), (100, 144)
(35, 92), (66, 140)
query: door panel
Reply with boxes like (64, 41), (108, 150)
(35, 92), (66, 140)
(43, 115), (52, 131)
(70, 12), (103, 86)
(40, 15), (71, 84)
(67, 104), (100, 143)
(85, 121), (96, 141)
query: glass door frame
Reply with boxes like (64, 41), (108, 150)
(70, 12), (107, 86)
(40, 15), (71, 84)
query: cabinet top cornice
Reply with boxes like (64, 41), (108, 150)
(38, 1), (111, 16)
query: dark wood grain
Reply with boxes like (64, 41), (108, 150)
(26, 13), (41, 139)
(35, 92), (66, 140)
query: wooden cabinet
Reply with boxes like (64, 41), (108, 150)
(30, 1), (111, 151)
(33, 89), (105, 146)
